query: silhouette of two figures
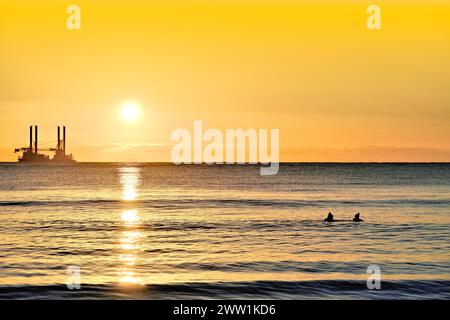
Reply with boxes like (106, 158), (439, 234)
(324, 212), (363, 222)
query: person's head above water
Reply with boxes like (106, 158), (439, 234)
(353, 212), (363, 222)
(324, 212), (334, 222)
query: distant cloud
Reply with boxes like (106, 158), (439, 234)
(283, 146), (450, 162)
(71, 144), (450, 162)
(98, 142), (172, 153)
(72, 142), (173, 162)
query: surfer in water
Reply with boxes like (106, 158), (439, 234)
(353, 212), (363, 222)
(324, 212), (334, 222)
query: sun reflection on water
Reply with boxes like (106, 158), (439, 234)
(118, 167), (143, 285)
(120, 167), (140, 201)
(121, 209), (140, 226)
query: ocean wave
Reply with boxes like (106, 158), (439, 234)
(0, 280), (448, 300)
(175, 261), (450, 275)
(1, 198), (450, 209)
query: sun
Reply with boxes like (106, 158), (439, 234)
(120, 101), (141, 123)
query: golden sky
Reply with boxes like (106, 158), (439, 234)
(1, 0), (449, 162)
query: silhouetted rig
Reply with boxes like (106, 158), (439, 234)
(14, 125), (76, 163)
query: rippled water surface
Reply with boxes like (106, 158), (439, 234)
(0, 163), (449, 299)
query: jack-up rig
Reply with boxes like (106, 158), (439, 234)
(14, 125), (76, 163)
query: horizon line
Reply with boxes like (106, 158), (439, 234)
(1, 161), (450, 164)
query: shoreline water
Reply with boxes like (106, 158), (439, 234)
(1, 280), (449, 300)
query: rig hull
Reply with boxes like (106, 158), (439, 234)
(18, 154), (76, 163)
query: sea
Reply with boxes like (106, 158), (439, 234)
(0, 163), (449, 299)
